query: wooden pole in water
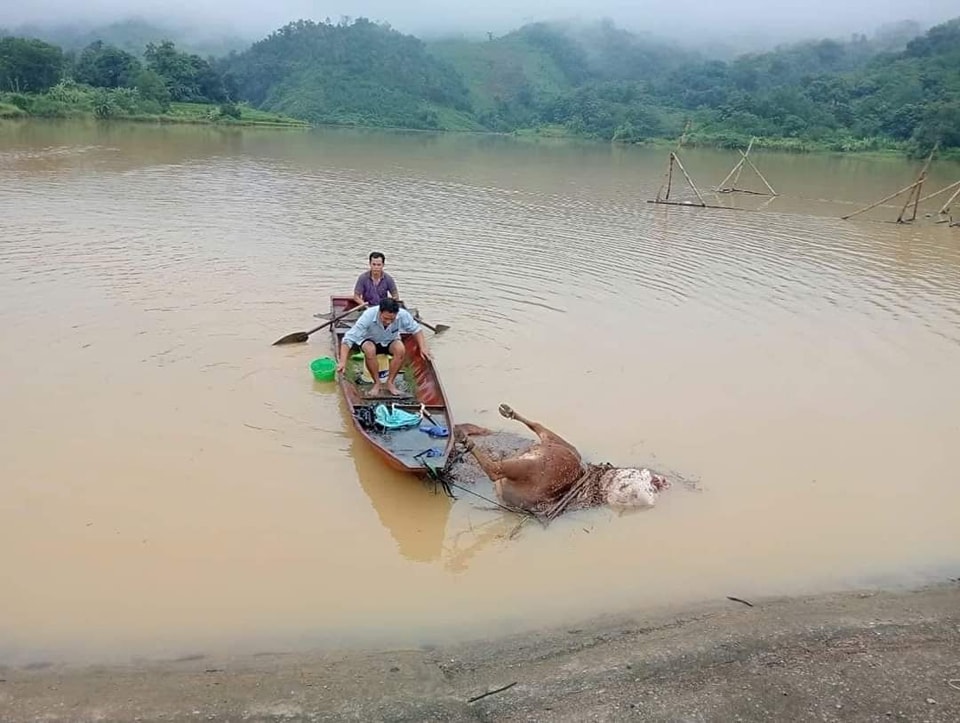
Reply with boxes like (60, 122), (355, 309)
(732, 137), (755, 188)
(938, 182), (960, 216)
(715, 137), (754, 191)
(657, 153), (675, 202)
(897, 182), (922, 223)
(739, 149), (778, 196)
(910, 179), (924, 221)
(896, 145), (937, 223)
(671, 152), (708, 206)
(716, 158), (745, 191)
(842, 180), (922, 220)
(655, 120), (692, 203)
(665, 154), (674, 200)
(917, 179), (960, 204)
(844, 144), (939, 221)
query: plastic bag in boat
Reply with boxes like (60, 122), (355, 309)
(374, 404), (422, 430)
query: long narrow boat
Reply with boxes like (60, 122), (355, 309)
(329, 295), (456, 475)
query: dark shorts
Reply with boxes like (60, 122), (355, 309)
(352, 339), (397, 356)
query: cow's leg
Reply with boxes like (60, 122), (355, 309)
(458, 433), (538, 486)
(454, 423), (494, 436)
(498, 403), (580, 459)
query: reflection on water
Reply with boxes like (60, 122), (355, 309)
(1, 121), (959, 664)
(345, 401), (516, 573)
(347, 405), (453, 565)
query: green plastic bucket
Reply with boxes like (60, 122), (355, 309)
(310, 357), (336, 381)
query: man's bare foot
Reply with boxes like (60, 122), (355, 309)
(498, 403), (516, 419)
(367, 384), (383, 397)
(387, 384), (403, 396)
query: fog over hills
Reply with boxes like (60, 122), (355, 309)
(2, 0), (958, 54)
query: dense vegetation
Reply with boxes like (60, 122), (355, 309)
(217, 19), (477, 130)
(0, 33), (301, 125)
(429, 17), (960, 154)
(2, 15), (958, 153)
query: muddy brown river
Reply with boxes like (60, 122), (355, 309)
(1, 121), (958, 665)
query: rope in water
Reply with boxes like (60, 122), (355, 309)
(444, 478), (534, 518)
(422, 447), (535, 519)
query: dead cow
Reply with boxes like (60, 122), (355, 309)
(456, 404), (668, 515)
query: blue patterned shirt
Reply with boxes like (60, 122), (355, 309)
(342, 307), (421, 347)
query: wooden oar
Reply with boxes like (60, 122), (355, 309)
(272, 303), (368, 346)
(312, 305), (449, 334)
(417, 318), (450, 334)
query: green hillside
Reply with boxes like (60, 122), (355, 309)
(427, 29), (573, 129)
(221, 18), (479, 131)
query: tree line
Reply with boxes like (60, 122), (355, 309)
(2, 16), (958, 153)
(0, 35), (239, 118)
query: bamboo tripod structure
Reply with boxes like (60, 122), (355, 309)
(649, 127), (780, 211)
(714, 138), (778, 196)
(918, 179), (960, 221)
(655, 151), (708, 206)
(841, 144), (940, 222)
(651, 121), (713, 208)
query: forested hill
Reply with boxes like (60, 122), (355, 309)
(2, 15), (959, 152)
(424, 17), (960, 152)
(217, 19), (478, 130)
(216, 15), (960, 152)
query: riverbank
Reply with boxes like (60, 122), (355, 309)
(5, 97), (958, 159)
(0, 94), (309, 129)
(2, 582), (958, 721)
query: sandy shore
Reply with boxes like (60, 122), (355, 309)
(2, 582), (959, 721)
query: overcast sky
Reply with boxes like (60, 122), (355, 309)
(2, 0), (958, 44)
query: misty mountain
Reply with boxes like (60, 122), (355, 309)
(3, 18), (251, 58)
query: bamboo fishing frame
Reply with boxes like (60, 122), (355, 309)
(921, 179), (960, 217)
(842, 144), (939, 222)
(941, 184), (960, 217)
(653, 152), (708, 207)
(654, 124), (709, 208)
(715, 138), (779, 196)
(647, 133), (952, 224)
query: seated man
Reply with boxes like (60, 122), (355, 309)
(456, 404), (668, 515)
(336, 298), (431, 397)
(354, 251), (399, 306)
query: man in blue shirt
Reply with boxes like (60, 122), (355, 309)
(336, 298), (432, 396)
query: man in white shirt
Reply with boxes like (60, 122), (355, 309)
(336, 298), (432, 396)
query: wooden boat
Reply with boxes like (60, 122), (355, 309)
(329, 295), (456, 475)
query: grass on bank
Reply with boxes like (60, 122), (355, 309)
(0, 84), (309, 128)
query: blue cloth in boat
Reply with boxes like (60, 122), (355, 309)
(374, 404), (421, 429)
(419, 424), (449, 438)
(415, 447), (443, 458)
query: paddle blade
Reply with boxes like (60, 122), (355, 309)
(432, 324), (450, 333)
(272, 331), (309, 346)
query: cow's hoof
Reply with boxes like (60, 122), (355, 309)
(498, 403), (516, 419)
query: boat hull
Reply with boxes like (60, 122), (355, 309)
(329, 296), (455, 474)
